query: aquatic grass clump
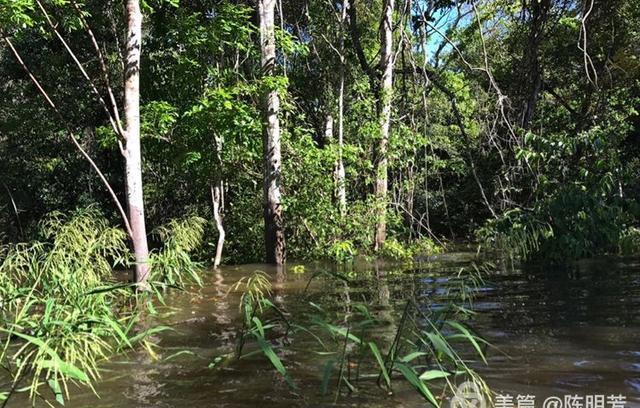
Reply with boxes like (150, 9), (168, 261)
(325, 236), (443, 265)
(618, 227), (640, 256)
(0, 207), (136, 404)
(477, 208), (554, 261)
(302, 268), (491, 405)
(230, 271), (297, 387)
(149, 215), (207, 288)
(0, 210), (208, 404)
(215, 263), (492, 406)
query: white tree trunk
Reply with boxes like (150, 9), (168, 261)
(374, 0), (395, 251)
(336, 1), (348, 216)
(124, 0), (150, 284)
(327, 112), (346, 214)
(211, 182), (225, 269)
(259, 0), (286, 265)
(325, 113), (334, 143)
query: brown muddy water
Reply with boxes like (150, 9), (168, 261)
(18, 253), (640, 407)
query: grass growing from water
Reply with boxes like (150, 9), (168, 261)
(0, 208), (205, 405)
(220, 263), (492, 406)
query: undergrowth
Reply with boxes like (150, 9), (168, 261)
(0, 208), (205, 405)
(213, 262), (493, 406)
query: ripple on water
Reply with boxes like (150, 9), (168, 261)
(473, 301), (502, 311)
(573, 360), (593, 368)
(618, 351), (640, 357)
(554, 374), (604, 388)
(626, 378), (640, 393)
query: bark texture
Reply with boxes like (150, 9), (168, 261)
(211, 182), (225, 269)
(259, 0), (286, 265)
(124, 0), (150, 284)
(374, 0), (395, 251)
(335, 0), (349, 216)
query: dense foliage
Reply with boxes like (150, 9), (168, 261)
(2, 0), (639, 264)
(0, 208), (204, 403)
(1, 0), (639, 404)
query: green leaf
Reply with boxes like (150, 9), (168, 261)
(255, 336), (296, 390)
(395, 363), (439, 406)
(400, 351), (428, 363)
(445, 321), (487, 364)
(320, 358), (336, 395)
(164, 350), (197, 361)
(419, 369), (452, 381)
(368, 342), (391, 388)
(252, 316), (265, 337)
(129, 325), (174, 344)
(425, 330), (455, 362)
(47, 378), (64, 406)
(39, 360), (89, 382)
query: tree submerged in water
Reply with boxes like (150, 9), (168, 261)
(0, 208), (204, 404)
(1, 0), (640, 404)
(1, 0), (638, 266)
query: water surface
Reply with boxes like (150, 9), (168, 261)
(30, 253), (640, 407)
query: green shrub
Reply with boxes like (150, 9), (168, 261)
(149, 215), (207, 288)
(477, 184), (630, 262)
(327, 239), (357, 263)
(409, 237), (443, 257)
(619, 227), (640, 255)
(379, 238), (413, 261)
(476, 208), (553, 261)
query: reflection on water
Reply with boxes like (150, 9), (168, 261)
(14, 254), (640, 407)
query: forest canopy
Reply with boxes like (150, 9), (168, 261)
(1, 0), (639, 266)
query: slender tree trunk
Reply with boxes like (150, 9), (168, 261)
(211, 133), (225, 269)
(259, 0), (285, 265)
(326, 113), (346, 212)
(211, 181), (225, 269)
(325, 113), (334, 144)
(374, 0), (395, 251)
(335, 0), (349, 216)
(124, 0), (150, 284)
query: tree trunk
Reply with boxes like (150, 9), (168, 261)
(124, 0), (150, 284)
(326, 114), (346, 211)
(211, 132), (226, 269)
(336, 0), (349, 216)
(325, 113), (334, 144)
(259, 0), (286, 265)
(211, 181), (225, 269)
(374, 0), (395, 251)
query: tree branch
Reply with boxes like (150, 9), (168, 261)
(2, 35), (134, 238)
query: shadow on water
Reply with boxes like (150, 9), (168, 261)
(15, 253), (640, 407)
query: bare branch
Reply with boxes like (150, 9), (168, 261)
(2, 35), (134, 238)
(35, 0), (124, 140)
(71, 1), (126, 138)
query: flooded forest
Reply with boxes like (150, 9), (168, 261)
(0, 0), (639, 406)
